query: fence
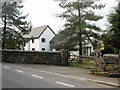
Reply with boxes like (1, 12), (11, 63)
(69, 53), (120, 76)
(68, 53), (98, 68)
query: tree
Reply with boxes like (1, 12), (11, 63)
(57, 1), (104, 55)
(103, 1), (120, 54)
(1, 1), (32, 49)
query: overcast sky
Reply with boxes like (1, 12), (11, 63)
(23, 0), (118, 33)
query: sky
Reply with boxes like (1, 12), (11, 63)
(23, 0), (118, 33)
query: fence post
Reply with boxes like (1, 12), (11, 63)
(60, 49), (69, 66)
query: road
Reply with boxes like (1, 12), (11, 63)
(2, 63), (115, 88)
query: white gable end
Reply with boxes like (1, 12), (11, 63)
(24, 26), (55, 51)
(39, 27), (55, 51)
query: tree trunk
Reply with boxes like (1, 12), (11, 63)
(79, 32), (82, 56)
(2, 2), (7, 49)
(78, 6), (82, 56)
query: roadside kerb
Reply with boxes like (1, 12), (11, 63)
(29, 68), (120, 88)
(87, 79), (120, 88)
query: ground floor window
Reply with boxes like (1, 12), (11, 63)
(32, 48), (35, 51)
(42, 48), (45, 51)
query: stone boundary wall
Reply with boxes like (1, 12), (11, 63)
(2, 49), (66, 65)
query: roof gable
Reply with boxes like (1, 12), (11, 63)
(24, 25), (55, 38)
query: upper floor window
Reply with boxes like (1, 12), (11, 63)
(32, 39), (34, 43)
(41, 38), (46, 43)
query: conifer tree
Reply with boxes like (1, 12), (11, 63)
(57, 1), (104, 55)
(1, 1), (32, 49)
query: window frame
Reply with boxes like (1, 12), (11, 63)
(41, 38), (46, 43)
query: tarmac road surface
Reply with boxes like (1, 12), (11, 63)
(2, 63), (116, 88)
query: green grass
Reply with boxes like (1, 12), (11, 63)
(68, 59), (96, 67)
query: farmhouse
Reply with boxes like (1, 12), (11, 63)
(24, 25), (56, 51)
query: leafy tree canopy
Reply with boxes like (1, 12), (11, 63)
(102, 2), (120, 54)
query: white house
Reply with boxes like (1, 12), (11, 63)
(70, 42), (94, 56)
(24, 25), (56, 51)
(82, 41), (94, 56)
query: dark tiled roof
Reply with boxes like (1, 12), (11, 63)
(24, 25), (55, 38)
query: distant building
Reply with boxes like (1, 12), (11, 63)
(24, 25), (56, 51)
(82, 40), (94, 56)
(50, 35), (94, 56)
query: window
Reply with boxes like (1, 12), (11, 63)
(41, 38), (46, 43)
(42, 48), (45, 51)
(32, 39), (34, 43)
(32, 48), (35, 51)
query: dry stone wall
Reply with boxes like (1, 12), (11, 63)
(2, 49), (68, 66)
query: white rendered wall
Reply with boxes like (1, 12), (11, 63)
(24, 39), (39, 51)
(39, 27), (55, 51)
(84, 43), (94, 56)
(30, 39), (39, 51)
(24, 42), (29, 50)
